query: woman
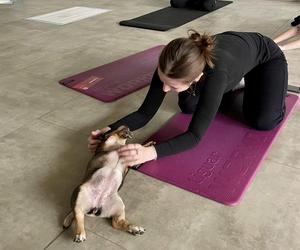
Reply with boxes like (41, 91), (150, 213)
(88, 30), (288, 167)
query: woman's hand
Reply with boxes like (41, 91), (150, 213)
(87, 127), (111, 153)
(118, 143), (157, 167)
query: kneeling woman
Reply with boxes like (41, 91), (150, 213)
(89, 30), (288, 166)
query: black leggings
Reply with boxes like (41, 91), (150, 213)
(178, 40), (288, 131)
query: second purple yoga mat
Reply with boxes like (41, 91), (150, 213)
(139, 94), (299, 206)
(59, 45), (164, 102)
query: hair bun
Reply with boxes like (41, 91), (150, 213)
(187, 29), (215, 69)
(189, 30), (201, 42)
(188, 29), (214, 50)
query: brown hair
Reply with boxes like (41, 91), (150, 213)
(158, 29), (215, 83)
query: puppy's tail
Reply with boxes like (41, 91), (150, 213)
(63, 211), (74, 229)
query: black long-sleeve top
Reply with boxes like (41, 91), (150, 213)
(109, 31), (274, 158)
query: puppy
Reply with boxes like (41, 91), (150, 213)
(63, 126), (145, 243)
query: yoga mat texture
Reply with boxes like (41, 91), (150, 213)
(59, 45), (164, 102)
(119, 1), (232, 31)
(139, 94), (299, 206)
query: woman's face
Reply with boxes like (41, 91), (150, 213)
(158, 67), (203, 93)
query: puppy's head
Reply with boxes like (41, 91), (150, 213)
(99, 125), (133, 151)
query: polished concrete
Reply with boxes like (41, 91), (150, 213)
(0, 0), (299, 249)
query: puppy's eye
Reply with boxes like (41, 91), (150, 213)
(118, 130), (132, 139)
(118, 132), (127, 139)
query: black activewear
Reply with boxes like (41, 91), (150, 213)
(109, 31), (287, 158)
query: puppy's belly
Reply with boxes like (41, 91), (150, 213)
(87, 170), (122, 211)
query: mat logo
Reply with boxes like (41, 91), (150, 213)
(73, 76), (103, 90)
(188, 151), (220, 184)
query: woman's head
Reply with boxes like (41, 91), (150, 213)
(158, 29), (215, 92)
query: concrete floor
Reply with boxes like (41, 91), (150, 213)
(0, 0), (299, 249)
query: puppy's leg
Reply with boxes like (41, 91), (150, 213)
(105, 194), (145, 235)
(73, 186), (91, 243)
(112, 211), (145, 236)
(74, 207), (86, 242)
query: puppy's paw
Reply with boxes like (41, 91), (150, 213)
(128, 225), (145, 236)
(73, 233), (86, 243)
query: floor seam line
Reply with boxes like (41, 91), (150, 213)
(43, 229), (66, 249)
(87, 229), (129, 250)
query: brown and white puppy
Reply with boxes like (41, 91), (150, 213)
(63, 126), (145, 243)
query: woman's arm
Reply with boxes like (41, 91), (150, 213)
(109, 69), (166, 131)
(155, 71), (228, 158)
(117, 71), (228, 166)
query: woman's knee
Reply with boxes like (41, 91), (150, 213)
(246, 114), (284, 131)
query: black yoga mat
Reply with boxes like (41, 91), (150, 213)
(119, 1), (233, 31)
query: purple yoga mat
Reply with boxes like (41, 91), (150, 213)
(59, 45), (164, 102)
(139, 94), (299, 206)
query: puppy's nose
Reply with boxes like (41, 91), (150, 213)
(121, 127), (133, 139)
(124, 129), (133, 139)
(118, 126), (132, 139)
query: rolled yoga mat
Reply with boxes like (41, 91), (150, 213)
(59, 45), (164, 102)
(119, 1), (232, 31)
(138, 94), (299, 206)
